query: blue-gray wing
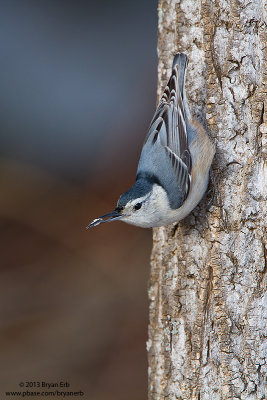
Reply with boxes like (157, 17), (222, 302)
(137, 53), (192, 209)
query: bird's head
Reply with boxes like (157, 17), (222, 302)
(87, 178), (168, 229)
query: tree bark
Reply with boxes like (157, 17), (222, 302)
(148, 1), (267, 399)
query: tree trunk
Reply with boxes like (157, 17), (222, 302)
(147, 1), (267, 399)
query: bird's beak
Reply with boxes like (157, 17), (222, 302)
(86, 209), (123, 229)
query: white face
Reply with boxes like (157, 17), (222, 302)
(121, 185), (170, 228)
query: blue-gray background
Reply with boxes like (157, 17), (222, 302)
(0, 1), (157, 399)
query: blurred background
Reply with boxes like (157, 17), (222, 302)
(0, 1), (157, 399)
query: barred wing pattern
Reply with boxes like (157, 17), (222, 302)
(147, 60), (192, 200)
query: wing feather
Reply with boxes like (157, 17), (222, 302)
(137, 53), (192, 209)
(146, 56), (192, 200)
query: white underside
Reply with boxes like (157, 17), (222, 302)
(123, 132), (215, 228)
(125, 170), (209, 228)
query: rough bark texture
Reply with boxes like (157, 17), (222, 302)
(148, 1), (267, 399)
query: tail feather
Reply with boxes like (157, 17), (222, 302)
(172, 53), (191, 123)
(172, 53), (188, 100)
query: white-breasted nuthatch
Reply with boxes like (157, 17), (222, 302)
(87, 53), (215, 229)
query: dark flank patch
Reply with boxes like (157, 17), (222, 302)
(182, 149), (192, 173)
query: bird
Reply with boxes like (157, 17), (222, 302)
(87, 53), (215, 229)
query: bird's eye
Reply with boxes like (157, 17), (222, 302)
(134, 202), (142, 211)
